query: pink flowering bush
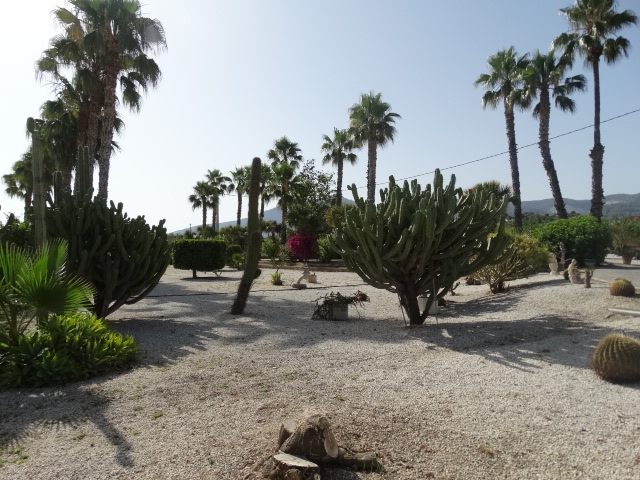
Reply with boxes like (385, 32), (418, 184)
(287, 234), (317, 261)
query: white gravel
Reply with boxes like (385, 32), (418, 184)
(1, 266), (639, 479)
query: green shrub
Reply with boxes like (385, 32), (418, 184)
(172, 239), (226, 278)
(0, 218), (34, 249)
(230, 253), (245, 270)
(608, 216), (640, 256)
(0, 312), (139, 387)
(317, 236), (340, 262)
(218, 226), (247, 249)
(591, 333), (640, 383)
(226, 244), (243, 265)
(261, 237), (287, 270)
(531, 215), (611, 266)
(472, 233), (550, 293)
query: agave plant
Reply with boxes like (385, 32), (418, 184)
(0, 239), (95, 344)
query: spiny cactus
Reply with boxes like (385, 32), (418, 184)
(46, 147), (171, 318)
(231, 157), (262, 314)
(31, 129), (47, 247)
(591, 333), (640, 382)
(609, 278), (635, 297)
(330, 169), (511, 325)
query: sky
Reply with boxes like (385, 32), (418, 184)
(1, 0), (638, 233)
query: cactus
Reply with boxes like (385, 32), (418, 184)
(32, 129), (47, 247)
(231, 157), (262, 314)
(46, 147), (171, 318)
(329, 169), (511, 325)
(609, 278), (635, 297)
(591, 333), (640, 382)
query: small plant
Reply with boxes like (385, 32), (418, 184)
(270, 272), (283, 286)
(609, 278), (635, 297)
(317, 236), (339, 262)
(229, 253), (245, 270)
(312, 291), (369, 319)
(591, 333), (640, 382)
(151, 411), (164, 420)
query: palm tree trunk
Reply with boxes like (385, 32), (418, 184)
(202, 203), (207, 230)
(538, 90), (568, 219)
(336, 159), (344, 206)
(237, 191), (242, 226)
(504, 101), (522, 230)
(260, 194), (265, 220)
(97, 48), (120, 200)
(367, 126), (377, 203)
(281, 202), (288, 244)
(75, 81), (101, 194)
(589, 58), (605, 220)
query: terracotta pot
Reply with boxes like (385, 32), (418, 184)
(622, 255), (633, 265)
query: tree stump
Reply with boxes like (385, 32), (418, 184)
(279, 415), (339, 460)
(262, 453), (320, 479)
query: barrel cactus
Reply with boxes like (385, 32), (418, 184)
(609, 278), (635, 297)
(591, 333), (640, 382)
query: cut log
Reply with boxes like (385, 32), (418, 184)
(278, 418), (297, 447)
(280, 415), (339, 460)
(262, 453), (319, 479)
(334, 447), (381, 471)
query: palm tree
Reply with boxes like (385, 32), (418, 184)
(44, 0), (166, 200)
(229, 166), (252, 226)
(553, 0), (638, 220)
(474, 47), (530, 230)
(522, 51), (587, 219)
(267, 137), (303, 242)
(321, 128), (358, 206)
(3, 153), (35, 219)
(205, 169), (232, 231)
(258, 163), (276, 220)
(348, 91), (401, 203)
(188, 181), (211, 230)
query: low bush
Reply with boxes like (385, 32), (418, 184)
(472, 232), (550, 293)
(0, 312), (139, 387)
(317, 236), (340, 262)
(226, 244), (243, 265)
(531, 215), (611, 266)
(230, 253), (245, 270)
(0, 217), (34, 249)
(172, 239), (226, 278)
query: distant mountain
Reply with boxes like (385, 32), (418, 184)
(173, 194), (640, 234)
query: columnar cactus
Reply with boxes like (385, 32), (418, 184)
(46, 147), (171, 318)
(231, 157), (262, 314)
(330, 169), (510, 324)
(32, 130), (47, 247)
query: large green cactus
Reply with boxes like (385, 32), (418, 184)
(330, 169), (511, 325)
(31, 129), (47, 247)
(46, 147), (171, 318)
(231, 157), (262, 314)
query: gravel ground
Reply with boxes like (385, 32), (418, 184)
(1, 266), (639, 480)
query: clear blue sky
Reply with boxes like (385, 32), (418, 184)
(1, 0), (638, 232)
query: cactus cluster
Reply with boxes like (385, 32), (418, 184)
(330, 169), (511, 324)
(47, 147), (171, 318)
(609, 278), (635, 297)
(591, 333), (640, 382)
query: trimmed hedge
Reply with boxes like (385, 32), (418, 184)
(172, 239), (226, 277)
(532, 215), (611, 266)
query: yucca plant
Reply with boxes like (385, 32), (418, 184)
(0, 239), (95, 345)
(609, 278), (635, 297)
(591, 333), (640, 383)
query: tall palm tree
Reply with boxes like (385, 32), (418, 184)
(3, 154), (34, 219)
(474, 47), (530, 230)
(258, 163), (276, 220)
(267, 137), (303, 242)
(348, 91), (400, 203)
(188, 181), (211, 230)
(205, 169), (232, 231)
(229, 166), (252, 226)
(320, 128), (358, 206)
(44, 0), (166, 200)
(553, 0), (638, 220)
(522, 51), (587, 219)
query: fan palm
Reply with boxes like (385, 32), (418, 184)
(348, 91), (400, 203)
(2, 154), (34, 218)
(321, 128), (358, 206)
(267, 137), (303, 242)
(0, 239), (94, 345)
(229, 166), (252, 226)
(205, 169), (232, 231)
(553, 0), (638, 219)
(522, 51), (587, 219)
(188, 181), (211, 230)
(474, 47), (530, 230)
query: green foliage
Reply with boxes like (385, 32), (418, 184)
(287, 160), (335, 236)
(218, 226), (248, 249)
(330, 169), (511, 325)
(317, 236), (340, 262)
(261, 237), (286, 270)
(287, 234), (317, 261)
(590, 333), (640, 383)
(226, 244), (243, 265)
(609, 278), (635, 297)
(0, 240), (94, 345)
(531, 215), (611, 265)
(47, 154), (171, 318)
(230, 253), (245, 270)
(0, 312), (138, 387)
(172, 239), (226, 277)
(608, 217), (640, 256)
(472, 233), (550, 293)
(0, 218), (34, 250)
(195, 225), (218, 239)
